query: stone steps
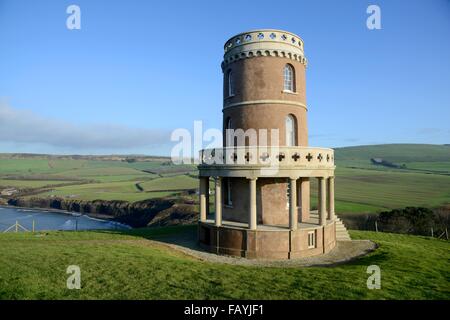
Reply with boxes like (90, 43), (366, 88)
(335, 217), (351, 241)
(309, 212), (351, 241)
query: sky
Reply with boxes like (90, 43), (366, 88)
(0, 0), (449, 156)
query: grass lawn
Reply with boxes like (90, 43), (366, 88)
(0, 226), (448, 299)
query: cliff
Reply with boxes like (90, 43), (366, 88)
(6, 196), (199, 228)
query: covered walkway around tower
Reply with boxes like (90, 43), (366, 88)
(199, 175), (336, 231)
(202, 210), (329, 231)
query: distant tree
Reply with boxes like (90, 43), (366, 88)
(378, 207), (437, 235)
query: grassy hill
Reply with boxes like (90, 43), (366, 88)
(0, 226), (448, 299)
(335, 144), (450, 174)
(0, 155), (197, 202)
(335, 144), (450, 163)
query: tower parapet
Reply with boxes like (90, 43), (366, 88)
(222, 29), (307, 70)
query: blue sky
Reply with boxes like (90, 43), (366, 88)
(0, 0), (449, 155)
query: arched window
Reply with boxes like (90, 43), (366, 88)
(227, 70), (234, 96)
(283, 64), (295, 92)
(285, 114), (296, 146)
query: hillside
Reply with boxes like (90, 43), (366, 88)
(0, 153), (171, 162)
(335, 144), (450, 162)
(334, 144), (450, 174)
(0, 226), (448, 299)
(0, 144), (449, 217)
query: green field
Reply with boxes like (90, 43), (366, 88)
(139, 175), (198, 191)
(335, 144), (450, 164)
(0, 226), (448, 299)
(37, 181), (174, 202)
(0, 144), (449, 213)
(0, 179), (81, 188)
(0, 156), (197, 202)
(309, 167), (450, 212)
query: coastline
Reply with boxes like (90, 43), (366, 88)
(0, 203), (82, 216)
(0, 204), (132, 230)
(1, 195), (197, 228)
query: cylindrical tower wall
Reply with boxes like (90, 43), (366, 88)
(219, 29), (311, 227)
(221, 29), (308, 147)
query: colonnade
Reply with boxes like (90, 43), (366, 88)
(199, 176), (335, 229)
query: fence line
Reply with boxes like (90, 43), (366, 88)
(2, 220), (35, 233)
(370, 220), (448, 240)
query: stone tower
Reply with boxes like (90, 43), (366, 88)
(198, 29), (340, 259)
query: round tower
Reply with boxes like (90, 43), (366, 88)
(221, 29), (308, 147)
(197, 29), (338, 259)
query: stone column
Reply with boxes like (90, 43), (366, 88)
(199, 177), (208, 222)
(215, 177), (222, 227)
(248, 178), (257, 230)
(298, 178), (310, 222)
(327, 176), (335, 220)
(206, 179), (210, 217)
(318, 177), (327, 226)
(289, 178), (298, 230)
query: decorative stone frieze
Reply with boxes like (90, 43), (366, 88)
(221, 29), (307, 70)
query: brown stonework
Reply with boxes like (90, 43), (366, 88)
(222, 56), (307, 148)
(198, 221), (337, 260)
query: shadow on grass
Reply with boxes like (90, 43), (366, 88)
(95, 224), (201, 250)
(345, 247), (390, 267)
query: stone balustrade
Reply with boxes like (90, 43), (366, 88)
(199, 146), (334, 169)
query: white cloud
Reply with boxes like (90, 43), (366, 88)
(0, 102), (171, 151)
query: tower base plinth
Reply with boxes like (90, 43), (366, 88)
(198, 219), (336, 260)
